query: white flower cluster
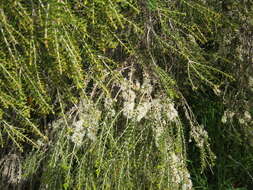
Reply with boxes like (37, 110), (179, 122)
(50, 99), (101, 147)
(117, 69), (180, 154)
(135, 102), (152, 122)
(104, 97), (116, 116)
(120, 75), (153, 121)
(119, 71), (178, 124)
(152, 99), (179, 148)
(152, 99), (178, 123)
(237, 110), (253, 147)
(121, 80), (137, 119)
(70, 99), (101, 146)
(190, 124), (209, 148)
(238, 111), (252, 124)
(221, 110), (235, 124)
(170, 153), (193, 190)
(221, 109), (252, 125)
(71, 120), (86, 146)
(221, 108), (253, 147)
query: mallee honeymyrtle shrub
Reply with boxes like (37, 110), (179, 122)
(0, 0), (253, 189)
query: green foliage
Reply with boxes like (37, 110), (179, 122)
(0, 0), (253, 189)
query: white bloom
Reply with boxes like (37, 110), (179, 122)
(109, 109), (116, 117)
(122, 89), (136, 102)
(221, 114), (227, 123)
(71, 120), (86, 146)
(104, 97), (114, 108)
(74, 120), (84, 130)
(122, 86), (136, 119)
(136, 102), (152, 121)
(200, 126), (208, 138)
(191, 124), (209, 148)
(244, 111), (252, 121)
(154, 125), (164, 147)
(151, 99), (178, 122)
(36, 139), (45, 147)
(182, 181), (193, 190)
(152, 99), (162, 111)
(221, 110), (235, 123)
(123, 101), (135, 118)
(239, 118), (245, 124)
(71, 132), (85, 146)
(183, 172), (193, 190)
(151, 99), (163, 122)
(51, 118), (65, 129)
(86, 127), (97, 141)
(170, 153), (193, 189)
(170, 153), (182, 184)
(227, 111), (235, 119)
(120, 80), (129, 91)
(51, 98), (101, 145)
(166, 103), (178, 121)
(155, 126), (163, 137)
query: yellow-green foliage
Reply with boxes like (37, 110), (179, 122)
(0, 0), (232, 149)
(1, 0), (252, 189)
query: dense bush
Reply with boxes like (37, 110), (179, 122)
(0, 0), (252, 189)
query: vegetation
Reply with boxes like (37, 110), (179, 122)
(0, 0), (252, 189)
